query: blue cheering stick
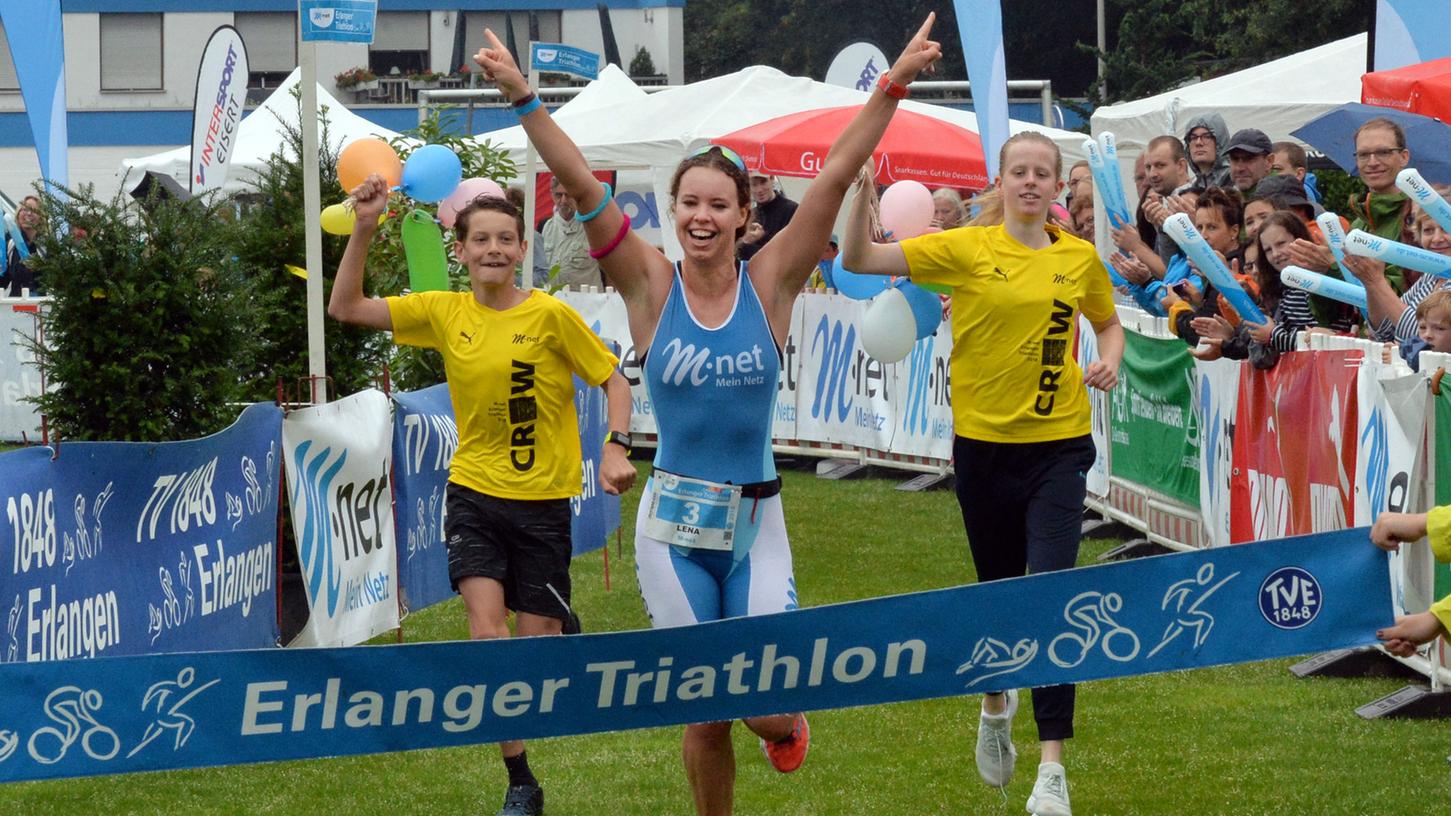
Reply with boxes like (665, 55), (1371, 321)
(1083, 137), (1131, 231)
(1314, 213), (1369, 323)
(1397, 168), (1451, 235)
(1343, 228), (1451, 278)
(1281, 266), (1369, 311)
(1099, 132), (1132, 225)
(1162, 213), (1269, 325)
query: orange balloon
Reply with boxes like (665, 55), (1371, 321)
(337, 138), (402, 194)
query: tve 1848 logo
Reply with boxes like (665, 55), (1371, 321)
(1258, 567), (1322, 630)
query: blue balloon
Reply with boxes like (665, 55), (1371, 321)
(897, 281), (943, 340)
(401, 144), (463, 204)
(832, 255), (890, 300)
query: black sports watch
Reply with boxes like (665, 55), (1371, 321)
(606, 430), (632, 453)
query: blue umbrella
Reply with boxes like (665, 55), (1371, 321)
(1291, 102), (1451, 183)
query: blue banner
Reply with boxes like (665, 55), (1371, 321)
(0, 528), (1388, 782)
(953, 0), (1009, 180)
(299, 0), (378, 44)
(391, 384), (457, 615)
(0, 404), (283, 665)
(390, 382), (620, 615)
(530, 43), (601, 81)
(0, 1), (68, 190)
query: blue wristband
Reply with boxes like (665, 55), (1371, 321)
(514, 95), (543, 117)
(576, 182), (613, 223)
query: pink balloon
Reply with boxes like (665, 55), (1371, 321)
(879, 181), (935, 241)
(438, 177), (506, 228)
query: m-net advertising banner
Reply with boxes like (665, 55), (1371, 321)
(1193, 359), (1242, 550)
(284, 390), (399, 647)
(886, 330), (954, 460)
(796, 295), (897, 452)
(1109, 331), (1199, 507)
(0, 528), (1389, 782)
(1231, 351), (1360, 543)
(1353, 367), (1430, 616)
(0, 403), (282, 663)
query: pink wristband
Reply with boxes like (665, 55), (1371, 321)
(589, 213), (631, 259)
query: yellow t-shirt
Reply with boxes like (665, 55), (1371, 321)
(386, 289), (619, 500)
(901, 223), (1116, 443)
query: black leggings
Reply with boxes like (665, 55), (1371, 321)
(953, 434), (1096, 742)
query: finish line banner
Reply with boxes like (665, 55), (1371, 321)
(0, 529), (1388, 782)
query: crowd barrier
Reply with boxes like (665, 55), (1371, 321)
(0, 380), (619, 660)
(0, 296), (45, 444)
(4, 291), (1449, 685)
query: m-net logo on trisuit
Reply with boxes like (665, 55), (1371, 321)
(657, 338), (768, 389)
(1258, 567), (1322, 630)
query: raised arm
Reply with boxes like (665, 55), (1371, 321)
(474, 30), (666, 312)
(326, 174), (393, 331)
(840, 173), (909, 277)
(752, 13), (941, 310)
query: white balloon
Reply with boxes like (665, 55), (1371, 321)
(860, 287), (916, 363)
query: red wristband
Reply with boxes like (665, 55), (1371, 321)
(877, 74), (910, 100)
(589, 213), (631, 259)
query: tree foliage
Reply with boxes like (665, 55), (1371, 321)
(28, 185), (258, 441)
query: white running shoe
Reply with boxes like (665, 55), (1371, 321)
(974, 689), (1018, 787)
(1026, 761), (1072, 816)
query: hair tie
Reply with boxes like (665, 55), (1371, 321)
(589, 213), (631, 259)
(576, 182), (613, 223)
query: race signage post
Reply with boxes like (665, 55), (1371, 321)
(521, 43), (602, 288)
(296, 0), (379, 402)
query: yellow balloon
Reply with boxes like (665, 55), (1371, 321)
(320, 203), (355, 235)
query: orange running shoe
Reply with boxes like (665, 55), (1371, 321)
(760, 713), (810, 773)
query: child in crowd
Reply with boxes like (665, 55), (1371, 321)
(1399, 289), (1451, 371)
(1191, 210), (1320, 368)
(1165, 187), (1243, 345)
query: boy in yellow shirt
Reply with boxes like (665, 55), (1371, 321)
(329, 174), (636, 816)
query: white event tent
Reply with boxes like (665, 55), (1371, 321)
(117, 68), (403, 198)
(481, 64), (1089, 257)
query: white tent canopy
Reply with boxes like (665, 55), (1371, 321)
(1090, 33), (1367, 157)
(482, 64), (1088, 174)
(117, 68), (403, 197)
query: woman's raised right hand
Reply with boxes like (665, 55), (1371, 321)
(886, 14), (943, 87)
(473, 28), (530, 101)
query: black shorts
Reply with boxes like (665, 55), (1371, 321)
(444, 482), (573, 622)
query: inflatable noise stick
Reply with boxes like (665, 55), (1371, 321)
(1343, 228), (1451, 278)
(1281, 266), (1368, 311)
(1099, 132), (1132, 225)
(1314, 213), (1369, 323)
(1396, 168), (1451, 237)
(1162, 212), (1268, 325)
(1082, 138), (1131, 231)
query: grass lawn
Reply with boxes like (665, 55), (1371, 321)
(2, 462), (1449, 815)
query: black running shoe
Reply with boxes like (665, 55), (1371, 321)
(497, 784), (544, 816)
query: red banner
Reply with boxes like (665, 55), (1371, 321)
(1230, 351), (1361, 542)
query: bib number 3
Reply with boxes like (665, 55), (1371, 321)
(644, 473), (742, 551)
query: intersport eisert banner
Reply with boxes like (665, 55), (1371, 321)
(190, 26), (249, 196)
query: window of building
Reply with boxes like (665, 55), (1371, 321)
(100, 13), (163, 91)
(461, 11), (563, 71)
(234, 12), (297, 89)
(0, 21), (18, 91)
(369, 12), (429, 78)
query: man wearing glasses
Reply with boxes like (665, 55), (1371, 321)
(1183, 114), (1230, 189)
(1347, 117), (1414, 293)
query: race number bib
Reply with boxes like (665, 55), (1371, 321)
(643, 472), (742, 551)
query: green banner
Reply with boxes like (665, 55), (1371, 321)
(1434, 389), (1451, 599)
(1109, 331), (1200, 507)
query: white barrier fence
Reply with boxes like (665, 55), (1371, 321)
(0, 296), (45, 443)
